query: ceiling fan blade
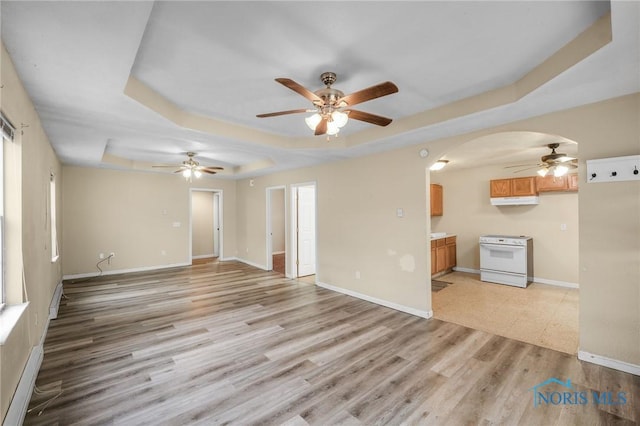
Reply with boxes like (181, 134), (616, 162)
(256, 108), (311, 118)
(512, 166), (539, 173)
(338, 81), (398, 107)
(198, 166), (224, 172)
(315, 117), (328, 136)
(200, 169), (218, 175)
(344, 109), (393, 126)
(275, 78), (323, 104)
(504, 163), (537, 169)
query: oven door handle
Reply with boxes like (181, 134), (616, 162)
(480, 243), (525, 251)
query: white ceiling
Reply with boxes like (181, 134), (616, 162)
(1, 1), (638, 179)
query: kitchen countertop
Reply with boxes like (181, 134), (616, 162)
(431, 233), (456, 240)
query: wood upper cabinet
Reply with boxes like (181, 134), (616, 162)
(511, 177), (537, 196)
(490, 179), (511, 197)
(536, 175), (568, 192)
(490, 177), (537, 197)
(430, 184), (443, 216)
(536, 174), (578, 192)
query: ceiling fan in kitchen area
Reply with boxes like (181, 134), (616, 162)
(152, 152), (223, 182)
(506, 143), (578, 177)
(256, 71), (398, 138)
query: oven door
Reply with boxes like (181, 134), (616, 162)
(479, 243), (527, 275)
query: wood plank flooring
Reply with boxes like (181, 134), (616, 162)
(25, 261), (639, 425)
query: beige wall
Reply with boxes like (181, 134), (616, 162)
(235, 148), (432, 314)
(270, 188), (285, 253)
(1, 43), (63, 422)
(1, 36), (638, 420)
(191, 191), (215, 257)
(422, 93), (639, 366)
(431, 164), (579, 284)
(234, 93), (639, 367)
(62, 167), (236, 276)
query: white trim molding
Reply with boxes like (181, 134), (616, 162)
(4, 342), (43, 426)
(63, 262), (191, 280)
(451, 267), (578, 289)
(49, 281), (63, 319)
(533, 277), (579, 289)
(192, 254), (216, 260)
(234, 257), (268, 271)
(578, 350), (640, 376)
(316, 281), (433, 319)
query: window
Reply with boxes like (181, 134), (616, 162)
(1, 112), (15, 309)
(50, 173), (59, 262)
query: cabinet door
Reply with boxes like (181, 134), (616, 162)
(511, 177), (537, 196)
(445, 243), (457, 269)
(567, 174), (579, 191)
(536, 175), (568, 192)
(490, 179), (511, 197)
(430, 184), (443, 216)
(431, 247), (437, 275)
(436, 245), (447, 273)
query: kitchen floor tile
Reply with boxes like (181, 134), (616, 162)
(432, 272), (579, 354)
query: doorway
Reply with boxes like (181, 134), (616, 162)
(266, 186), (286, 274)
(190, 189), (222, 263)
(291, 183), (316, 278)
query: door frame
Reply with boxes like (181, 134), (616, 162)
(266, 185), (287, 273)
(290, 182), (317, 278)
(189, 188), (224, 261)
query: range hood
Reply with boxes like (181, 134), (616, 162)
(490, 196), (539, 206)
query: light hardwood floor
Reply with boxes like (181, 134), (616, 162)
(25, 261), (638, 425)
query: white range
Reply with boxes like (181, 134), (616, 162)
(479, 235), (533, 288)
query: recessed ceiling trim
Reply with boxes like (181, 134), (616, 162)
(124, 11), (611, 156)
(347, 11), (612, 148)
(124, 76), (350, 151)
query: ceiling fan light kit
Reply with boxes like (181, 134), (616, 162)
(152, 152), (223, 182)
(257, 71), (398, 138)
(430, 160), (449, 171)
(507, 143), (578, 176)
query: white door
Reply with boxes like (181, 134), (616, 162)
(296, 185), (316, 277)
(213, 192), (220, 257)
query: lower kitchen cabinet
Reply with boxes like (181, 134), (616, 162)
(432, 235), (456, 277)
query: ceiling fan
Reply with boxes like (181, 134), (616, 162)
(507, 143), (578, 177)
(152, 152), (223, 181)
(257, 71), (398, 137)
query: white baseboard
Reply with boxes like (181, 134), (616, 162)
(49, 281), (63, 319)
(5, 310), (54, 425)
(316, 281), (433, 319)
(191, 254), (216, 260)
(578, 350), (640, 376)
(451, 267), (578, 289)
(4, 344), (43, 426)
(533, 277), (579, 289)
(63, 262), (191, 280)
(452, 267), (480, 274)
(233, 257), (268, 271)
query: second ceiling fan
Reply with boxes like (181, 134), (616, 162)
(257, 72), (398, 137)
